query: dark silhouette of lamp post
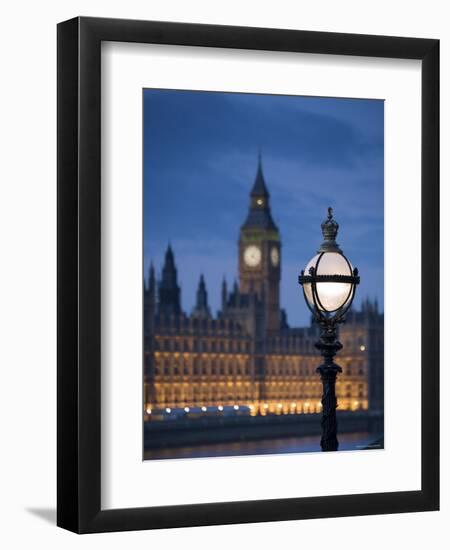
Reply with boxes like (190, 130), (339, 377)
(298, 208), (360, 451)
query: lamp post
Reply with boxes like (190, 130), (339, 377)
(298, 208), (360, 451)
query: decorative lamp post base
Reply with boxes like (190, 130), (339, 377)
(315, 326), (343, 452)
(317, 363), (342, 451)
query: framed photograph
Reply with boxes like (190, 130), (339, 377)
(57, 17), (439, 533)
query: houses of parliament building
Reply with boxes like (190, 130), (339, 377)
(144, 158), (384, 419)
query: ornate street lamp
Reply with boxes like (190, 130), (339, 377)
(298, 208), (360, 451)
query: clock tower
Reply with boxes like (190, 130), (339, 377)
(239, 155), (281, 333)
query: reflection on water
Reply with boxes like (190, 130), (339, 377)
(144, 432), (383, 460)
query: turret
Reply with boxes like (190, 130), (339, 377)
(144, 262), (156, 336)
(233, 279), (240, 306)
(192, 274), (211, 319)
(143, 262), (157, 407)
(158, 244), (182, 316)
(221, 276), (228, 311)
(148, 262), (156, 297)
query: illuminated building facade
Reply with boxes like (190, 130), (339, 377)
(144, 158), (384, 418)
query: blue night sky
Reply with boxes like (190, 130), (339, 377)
(143, 89), (384, 326)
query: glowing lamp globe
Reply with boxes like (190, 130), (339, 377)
(303, 252), (354, 312)
(299, 208), (359, 319)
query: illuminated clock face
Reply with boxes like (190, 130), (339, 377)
(244, 245), (261, 267)
(270, 247), (279, 266)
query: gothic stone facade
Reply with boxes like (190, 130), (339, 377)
(144, 159), (384, 418)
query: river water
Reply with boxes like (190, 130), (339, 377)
(144, 431), (383, 460)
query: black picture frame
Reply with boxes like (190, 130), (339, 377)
(57, 16), (439, 533)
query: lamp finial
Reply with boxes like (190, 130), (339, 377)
(318, 207), (342, 253)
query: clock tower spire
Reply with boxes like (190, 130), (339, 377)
(239, 154), (281, 333)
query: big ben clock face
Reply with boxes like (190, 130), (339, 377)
(270, 247), (279, 266)
(243, 245), (261, 267)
